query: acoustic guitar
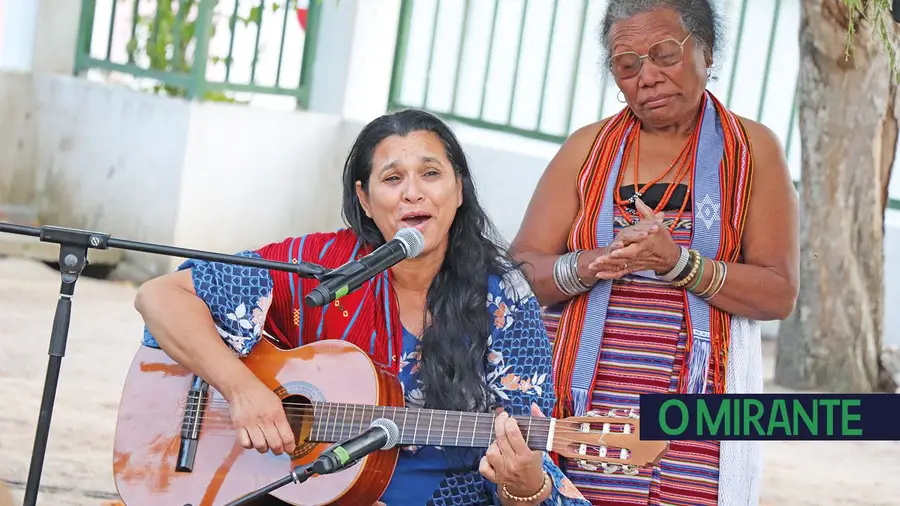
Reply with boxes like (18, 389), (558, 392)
(112, 338), (668, 506)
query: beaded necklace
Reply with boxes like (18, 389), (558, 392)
(613, 119), (702, 232)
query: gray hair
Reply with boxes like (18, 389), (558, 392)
(599, 0), (723, 62)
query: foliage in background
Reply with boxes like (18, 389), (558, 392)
(124, 0), (312, 100)
(842, 0), (900, 81)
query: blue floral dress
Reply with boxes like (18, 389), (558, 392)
(142, 253), (589, 506)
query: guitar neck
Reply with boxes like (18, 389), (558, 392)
(309, 402), (553, 451)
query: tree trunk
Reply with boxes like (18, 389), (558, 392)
(775, 0), (898, 393)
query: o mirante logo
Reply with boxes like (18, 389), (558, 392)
(639, 394), (898, 441)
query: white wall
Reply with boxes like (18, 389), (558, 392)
(30, 74), (190, 277)
(309, 0), (401, 123)
(0, 71), (37, 205)
(0, 0), (38, 71)
(0, 0), (80, 74)
(1, 71), (357, 279)
(31, 0), (81, 74)
(172, 103), (350, 265)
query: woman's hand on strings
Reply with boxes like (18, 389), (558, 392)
(592, 198), (680, 276)
(479, 403), (549, 503)
(227, 379), (296, 455)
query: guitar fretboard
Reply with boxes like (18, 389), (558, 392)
(308, 402), (553, 451)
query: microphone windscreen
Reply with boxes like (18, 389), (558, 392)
(371, 418), (401, 449)
(395, 228), (425, 258)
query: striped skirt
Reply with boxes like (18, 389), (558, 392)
(546, 273), (720, 506)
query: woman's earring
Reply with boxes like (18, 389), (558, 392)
(617, 90), (626, 103)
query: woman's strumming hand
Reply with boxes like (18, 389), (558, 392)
(592, 198), (681, 276)
(479, 403), (549, 503)
(227, 378), (296, 455)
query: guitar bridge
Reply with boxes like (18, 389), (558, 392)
(176, 375), (209, 472)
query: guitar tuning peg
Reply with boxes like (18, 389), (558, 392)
(606, 409), (618, 417)
(601, 462), (619, 475)
(621, 464), (639, 476)
(627, 408), (639, 419)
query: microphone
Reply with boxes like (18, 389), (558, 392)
(312, 418), (401, 475)
(305, 228), (425, 307)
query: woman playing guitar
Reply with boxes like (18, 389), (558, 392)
(134, 109), (589, 506)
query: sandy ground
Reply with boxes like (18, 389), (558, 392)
(1, 257), (898, 506)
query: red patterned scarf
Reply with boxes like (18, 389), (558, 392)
(256, 228), (403, 372)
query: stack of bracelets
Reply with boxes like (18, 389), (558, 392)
(657, 246), (727, 300)
(553, 250), (593, 296)
(552, 246), (727, 300)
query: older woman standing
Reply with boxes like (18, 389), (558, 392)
(510, 1), (799, 505)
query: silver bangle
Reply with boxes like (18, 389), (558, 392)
(659, 246), (689, 281)
(553, 251), (592, 296)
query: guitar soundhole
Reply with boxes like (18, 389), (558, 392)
(282, 394), (317, 458)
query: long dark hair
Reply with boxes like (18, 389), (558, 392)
(341, 109), (512, 413)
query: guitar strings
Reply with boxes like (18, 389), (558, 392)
(193, 397), (644, 413)
(171, 421), (639, 455)
(182, 399), (638, 429)
(181, 401), (637, 431)
(190, 397), (642, 424)
(170, 420), (637, 454)
(164, 404), (640, 450)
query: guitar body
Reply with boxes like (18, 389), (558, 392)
(112, 339), (404, 506)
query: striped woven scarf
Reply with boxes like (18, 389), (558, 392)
(550, 91), (754, 418)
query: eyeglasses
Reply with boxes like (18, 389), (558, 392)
(608, 33), (693, 79)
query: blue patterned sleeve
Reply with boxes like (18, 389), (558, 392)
(482, 272), (590, 506)
(141, 252), (275, 357)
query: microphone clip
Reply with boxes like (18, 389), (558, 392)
(312, 441), (366, 475)
(314, 258), (366, 283)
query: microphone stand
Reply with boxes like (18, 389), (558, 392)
(224, 436), (375, 505)
(224, 463), (317, 506)
(0, 222), (328, 506)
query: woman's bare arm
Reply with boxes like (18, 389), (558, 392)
(135, 269), (295, 454)
(135, 270), (258, 398)
(685, 119), (800, 320)
(510, 122), (610, 306)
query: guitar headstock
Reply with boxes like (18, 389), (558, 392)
(550, 409), (669, 475)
